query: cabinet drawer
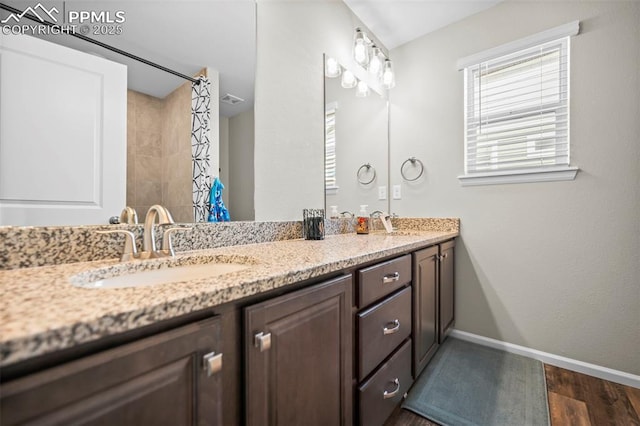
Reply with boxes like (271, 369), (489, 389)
(358, 339), (413, 426)
(358, 254), (411, 307)
(358, 286), (412, 380)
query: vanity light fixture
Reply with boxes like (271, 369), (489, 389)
(356, 80), (370, 97)
(341, 69), (357, 89)
(325, 57), (342, 78)
(351, 27), (396, 91)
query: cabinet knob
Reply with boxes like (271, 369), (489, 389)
(203, 352), (222, 377)
(254, 332), (272, 352)
(382, 319), (401, 335)
(383, 378), (400, 399)
(382, 272), (400, 284)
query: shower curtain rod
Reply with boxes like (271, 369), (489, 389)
(0, 3), (201, 85)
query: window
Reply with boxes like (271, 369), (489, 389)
(325, 103), (338, 192)
(458, 22), (580, 185)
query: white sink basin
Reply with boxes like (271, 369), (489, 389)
(70, 254), (255, 289)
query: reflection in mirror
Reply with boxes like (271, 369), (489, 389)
(0, 1), (255, 226)
(324, 56), (389, 217)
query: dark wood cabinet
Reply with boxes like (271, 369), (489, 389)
(439, 239), (456, 343)
(1, 237), (456, 426)
(244, 275), (352, 426)
(412, 245), (440, 378)
(0, 316), (223, 426)
(412, 239), (456, 378)
(356, 256), (413, 426)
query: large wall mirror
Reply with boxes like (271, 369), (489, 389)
(324, 55), (390, 217)
(0, 0), (256, 226)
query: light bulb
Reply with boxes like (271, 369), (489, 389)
(382, 59), (395, 89)
(356, 80), (369, 97)
(353, 29), (369, 66)
(369, 46), (382, 78)
(341, 70), (357, 89)
(325, 57), (341, 78)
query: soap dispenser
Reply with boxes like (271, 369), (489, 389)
(330, 206), (339, 219)
(356, 205), (370, 234)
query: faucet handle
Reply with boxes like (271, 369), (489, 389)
(160, 227), (193, 257)
(98, 230), (138, 261)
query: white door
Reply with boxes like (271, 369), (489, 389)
(0, 33), (127, 226)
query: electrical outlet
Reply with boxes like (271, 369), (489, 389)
(392, 185), (402, 200)
(378, 186), (387, 200)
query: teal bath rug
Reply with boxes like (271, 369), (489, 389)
(403, 338), (550, 426)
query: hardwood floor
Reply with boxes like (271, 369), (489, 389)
(384, 364), (640, 426)
(545, 365), (640, 426)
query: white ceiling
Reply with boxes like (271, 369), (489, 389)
(1, 0), (256, 117)
(343, 0), (503, 50)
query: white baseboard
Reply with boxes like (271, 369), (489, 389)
(449, 329), (640, 389)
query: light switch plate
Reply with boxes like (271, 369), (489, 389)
(392, 185), (402, 200)
(378, 186), (387, 200)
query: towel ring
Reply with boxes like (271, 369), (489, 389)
(357, 163), (376, 185)
(400, 157), (424, 182)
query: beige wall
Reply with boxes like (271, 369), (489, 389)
(127, 85), (191, 223)
(219, 116), (230, 208)
(161, 81), (193, 223)
(126, 91), (163, 220)
(229, 108), (255, 221)
(390, 0), (640, 374)
(325, 76), (388, 214)
(254, 1), (380, 220)
(126, 68), (219, 223)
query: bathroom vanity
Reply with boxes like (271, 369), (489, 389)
(0, 222), (457, 426)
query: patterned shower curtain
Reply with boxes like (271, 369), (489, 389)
(191, 77), (212, 222)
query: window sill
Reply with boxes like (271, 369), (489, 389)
(458, 166), (579, 186)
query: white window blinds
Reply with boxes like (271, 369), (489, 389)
(464, 37), (570, 174)
(325, 105), (337, 190)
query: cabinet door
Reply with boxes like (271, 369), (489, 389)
(245, 275), (352, 426)
(0, 317), (223, 426)
(412, 246), (439, 378)
(439, 240), (456, 343)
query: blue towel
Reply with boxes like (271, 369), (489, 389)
(208, 177), (230, 222)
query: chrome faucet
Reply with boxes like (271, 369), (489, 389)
(99, 205), (191, 261)
(370, 210), (394, 233)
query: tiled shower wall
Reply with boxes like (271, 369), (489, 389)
(126, 80), (193, 223)
(161, 81), (193, 223)
(126, 91), (163, 219)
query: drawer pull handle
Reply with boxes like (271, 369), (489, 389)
(383, 378), (400, 399)
(203, 352), (222, 377)
(383, 319), (401, 335)
(382, 272), (400, 284)
(254, 332), (272, 352)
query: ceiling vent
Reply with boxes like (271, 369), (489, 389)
(220, 93), (245, 105)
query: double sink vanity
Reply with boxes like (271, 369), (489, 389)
(0, 217), (458, 425)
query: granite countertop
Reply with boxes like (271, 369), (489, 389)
(0, 230), (457, 367)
